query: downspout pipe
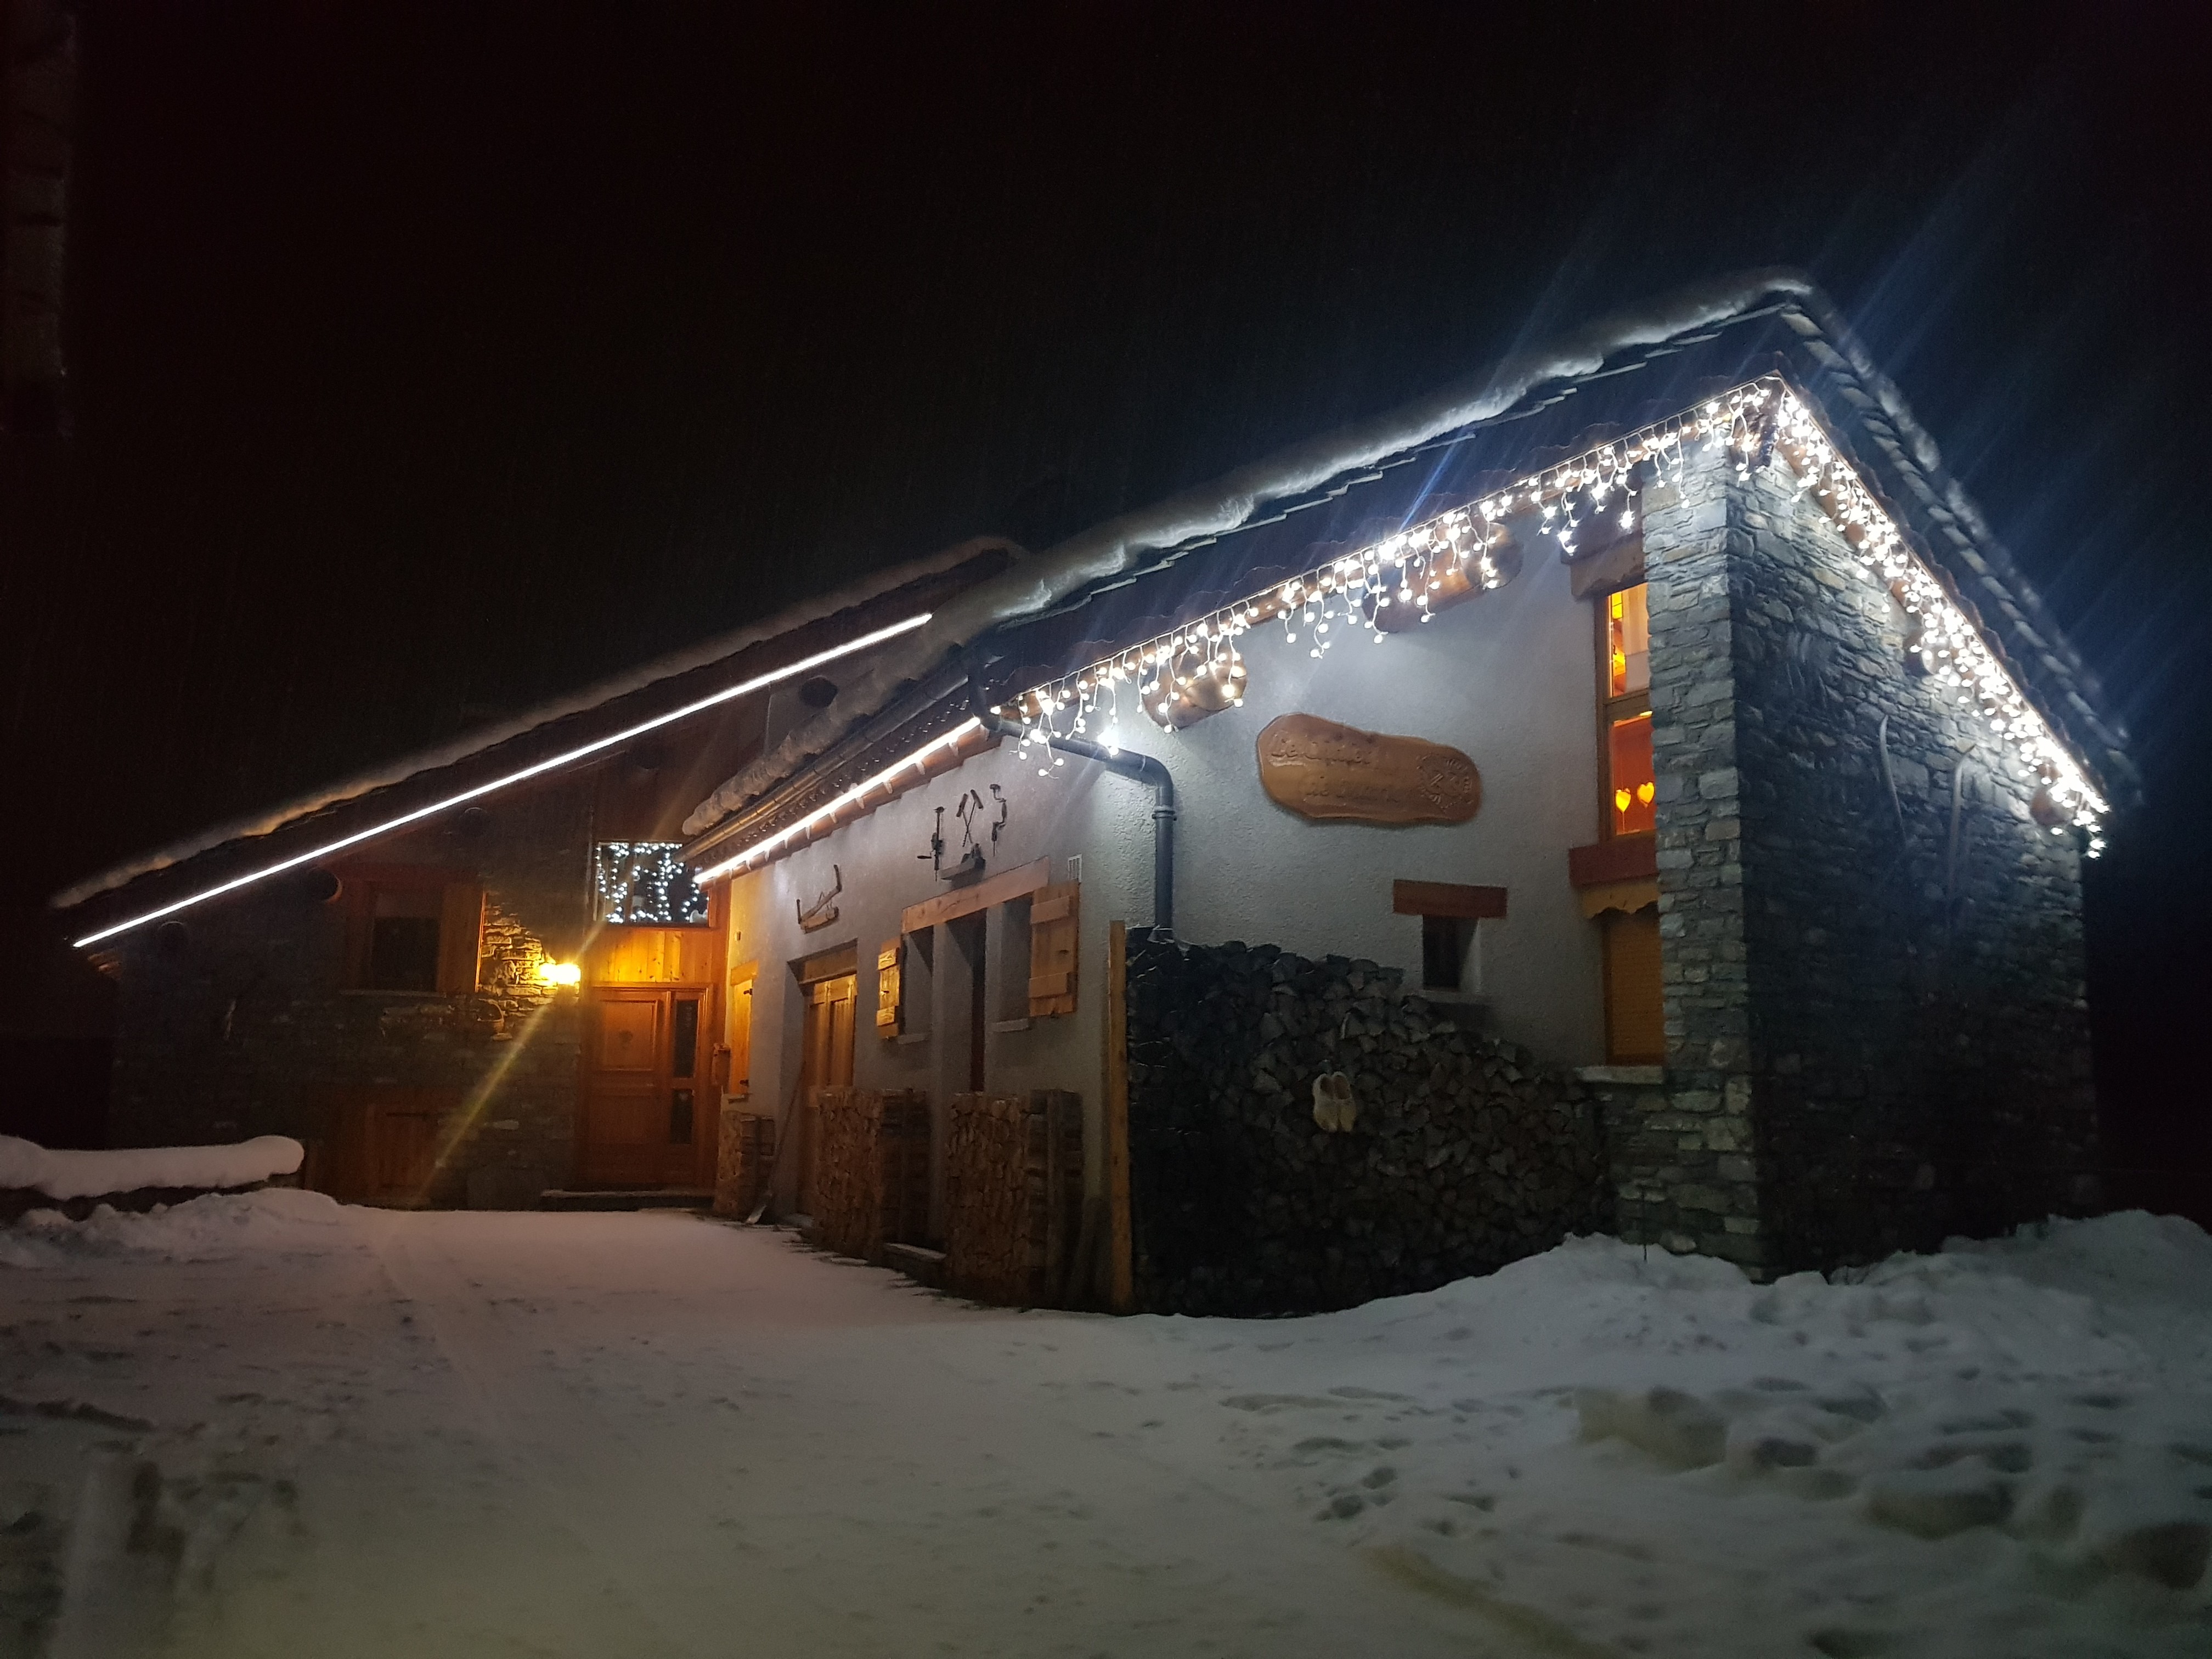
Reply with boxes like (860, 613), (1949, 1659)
(972, 701), (1176, 934)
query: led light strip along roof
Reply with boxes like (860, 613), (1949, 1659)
(691, 717), (986, 882)
(72, 612), (935, 947)
(998, 379), (2108, 848)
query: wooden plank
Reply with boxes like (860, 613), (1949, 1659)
(1103, 918), (1133, 1314)
(900, 856), (1051, 935)
(1256, 713), (1482, 825)
(1567, 833), (1657, 888)
(1391, 879), (1508, 920)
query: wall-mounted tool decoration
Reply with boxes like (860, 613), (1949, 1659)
(1311, 1071), (1358, 1132)
(796, 864), (843, 933)
(923, 789), (990, 882)
(988, 784), (1008, 842)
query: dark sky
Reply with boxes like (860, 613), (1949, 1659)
(4, 3), (2207, 1163)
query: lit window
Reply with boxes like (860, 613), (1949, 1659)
(1608, 585), (1650, 698)
(593, 842), (709, 927)
(1609, 712), (1656, 836)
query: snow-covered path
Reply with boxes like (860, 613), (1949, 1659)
(5, 1195), (2210, 1657)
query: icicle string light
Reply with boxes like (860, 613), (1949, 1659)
(995, 386), (1774, 763)
(995, 379), (2109, 849)
(1769, 392), (2108, 852)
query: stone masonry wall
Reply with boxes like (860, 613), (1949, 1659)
(105, 785), (592, 1207)
(1125, 932), (1611, 1315)
(1635, 437), (2098, 1275)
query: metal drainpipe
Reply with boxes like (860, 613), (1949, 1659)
(973, 704), (1175, 934)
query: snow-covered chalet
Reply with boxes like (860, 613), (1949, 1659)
(54, 270), (2130, 1309)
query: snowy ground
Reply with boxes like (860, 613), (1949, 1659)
(3, 1198), (2208, 1658)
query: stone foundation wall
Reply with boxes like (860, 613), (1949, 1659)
(1124, 932), (1611, 1316)
(1641, 441), (2099, 1274)
(104, 788), (592, 1207)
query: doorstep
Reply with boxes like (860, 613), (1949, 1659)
(538, 1188), (715, 1212)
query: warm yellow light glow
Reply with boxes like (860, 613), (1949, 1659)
(536, 961), (582, 986)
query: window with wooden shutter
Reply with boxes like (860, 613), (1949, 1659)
(876, 938), (904, 1035)
(436, 883), (485, 994)
(1027, 882), (1080, 1018)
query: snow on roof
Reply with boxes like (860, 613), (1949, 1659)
(52, 535), (1024, 911)
(684, 268), (2131, 843)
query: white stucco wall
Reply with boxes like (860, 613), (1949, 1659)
(719, 539), (1605, 1215)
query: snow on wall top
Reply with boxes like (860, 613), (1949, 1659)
(0, 1134), (305, 1200)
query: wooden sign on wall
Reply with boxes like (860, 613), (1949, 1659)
(1256, 713), (1482, 825)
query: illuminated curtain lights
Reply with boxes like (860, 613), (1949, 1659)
(1769, 393), (2108, 851)
(71, 612), (935, 948)
(994, 380), (2109, 851)
(996, 386), (1776, 769)
(594, 842), (710, 926)
(691, 716), (986, 883)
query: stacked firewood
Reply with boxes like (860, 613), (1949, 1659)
(943, 1091), (1082, 1306)
(806, 1088), (929, 1263)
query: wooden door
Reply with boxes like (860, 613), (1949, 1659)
(795, 973), (856, 1213)
(582, 988), (709, 1188)
(318, 1086), (455, 1206)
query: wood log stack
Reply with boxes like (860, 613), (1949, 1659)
(943, 1090), (1082, 1306)
(1124, 931), (1611, 1314)
(805, 1088), (928, 1263)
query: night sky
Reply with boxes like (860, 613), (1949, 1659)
(3, 4), (2205, 1177)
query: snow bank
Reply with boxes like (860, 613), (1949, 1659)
(0, 1133), (303, 1199)
(2, 1187), (355, 1264)
(1214, 1211), (2212, 1654)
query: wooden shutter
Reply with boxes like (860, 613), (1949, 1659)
(1602, 905), (1665, 1064)
(875, 939), (904, 1035)
(436, 883), (485, 994)
(1027, 882), (1080, 1018)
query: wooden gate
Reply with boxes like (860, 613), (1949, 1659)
(794, 972), (856, 1214)
(318, 1086), (459, 1206)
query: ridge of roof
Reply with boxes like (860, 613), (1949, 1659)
(689, 267), (2134, 850)
(52, 535), (1024, 912)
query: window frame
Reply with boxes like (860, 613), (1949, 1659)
(335, 864), (483, 995)
(1594, 580), (1655, 842)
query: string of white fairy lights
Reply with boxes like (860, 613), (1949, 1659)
(996, 377), (2109, 850)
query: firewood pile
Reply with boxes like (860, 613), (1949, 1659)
(1125, 930), (1611, 1314)
(805, 1087), (929, 1263)
(943, 1090), (1082, 1306)
(714, 1110), (776, 1218)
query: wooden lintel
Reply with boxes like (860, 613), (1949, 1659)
(1392, 879), (1508, 920)
(900, 856), (1051, 935)
(1567, 833), (1657, 889)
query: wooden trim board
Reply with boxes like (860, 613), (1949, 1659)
(901, 857), (1052, 935)
(1391, 879), (1508, 919)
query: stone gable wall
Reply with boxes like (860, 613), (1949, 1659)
(1124, 931), (1611, 1315)
(105, 787), (591, 1207)
(1636, 440), (2098, 1275)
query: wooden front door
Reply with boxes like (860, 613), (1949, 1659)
(582, 988), (709, 1188)
(794, 973), (856, 1214)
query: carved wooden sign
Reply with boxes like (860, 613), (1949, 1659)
(1256, 714), (1482, 825)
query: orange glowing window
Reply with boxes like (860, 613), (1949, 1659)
(1609, 712), (1656, 836)
(1607, 584), (1650, 698)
